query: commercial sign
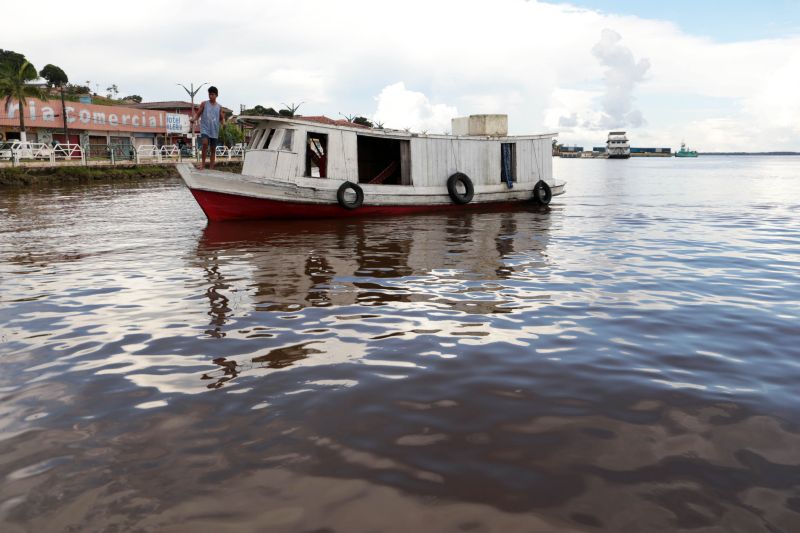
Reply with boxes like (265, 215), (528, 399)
(0, 98), (167, 133)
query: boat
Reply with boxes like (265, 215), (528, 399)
(675, 142), (698, 158)
(606, 131), (630, 159)
(176, 114), (565, 221)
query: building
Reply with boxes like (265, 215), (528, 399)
(0, 97), (172, 149)
(630, 147), (672, 157)
(133, 101), (233, 146)
(556, 145), (583, 158)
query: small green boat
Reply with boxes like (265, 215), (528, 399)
(675, 142), (698, 157)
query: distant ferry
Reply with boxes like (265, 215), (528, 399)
(607, 131), (630, 159)
(675, 142), (698, 158)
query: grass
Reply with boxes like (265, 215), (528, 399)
(0, 162), (242, 187)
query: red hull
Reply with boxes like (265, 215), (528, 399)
(190, 189), (531, 221)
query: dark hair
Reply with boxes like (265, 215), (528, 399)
(208, 86), (218, 95)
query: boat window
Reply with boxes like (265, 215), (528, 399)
(280, 129), (295, 151)
(248, 129), (261, 149)
(356, 136), (411, 185)
(501, 143), (516, 184)
(259, 128), (276, 150)
(305, 132), (328, 177)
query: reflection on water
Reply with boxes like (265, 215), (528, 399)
(1, 157), (800, 531)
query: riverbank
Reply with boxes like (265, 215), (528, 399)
(0, 162), (242, 187)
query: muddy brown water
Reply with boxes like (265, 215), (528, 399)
(1, 156), (799, 532)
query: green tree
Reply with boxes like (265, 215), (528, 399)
(353, 116), (373, 128)
(242, 104), (278, 116)
(39, 64), (68, 87)
(219, 121), (244, 147)
(0, 59), (45, 143)
(123, 94), (142, 103)
(0, 49), (26, 72)
(65, 83), (90, 95)
(39, 64), (69, 143)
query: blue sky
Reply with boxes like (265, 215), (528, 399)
(554, 0), (800, 42)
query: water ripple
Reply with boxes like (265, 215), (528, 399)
(1, 158), (799, 530)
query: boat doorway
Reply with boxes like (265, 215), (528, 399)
(501, 143), (516, 187)
(357, 136), (411, 185)
(306, 132), (328, 177)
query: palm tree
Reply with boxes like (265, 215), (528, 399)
(280, 102), (304, 117)
(39, 64), (69, 142)
(0, 60), (45, 143)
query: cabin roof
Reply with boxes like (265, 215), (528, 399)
(298, 116), (371, 128)
(237, 114), (557, 141)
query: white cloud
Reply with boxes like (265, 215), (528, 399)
(373, 82), (458, 133)
(2, 0), (800, 150)
(590, 28), (650, 129)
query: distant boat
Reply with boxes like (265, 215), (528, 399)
(675, 142), (698, 158)
(606, 131), (630, 159)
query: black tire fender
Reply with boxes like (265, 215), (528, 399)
(336, 181), (364, 209)
(447, 172), (474, 204)
(532, 180), (552, 205)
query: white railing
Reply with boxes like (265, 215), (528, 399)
(159, 144), (179, 158)
(0, 141), (60, 164)
(0, 141), (205, 166)
(52, 143), (85, 164)
(136, 144), (160, 157)
(15, 142), (52, 162)
(214, 144), (245, 160)
(230, 143), (245, 157)
(0, 141), (17, 161)
(136, 145), (161, 162)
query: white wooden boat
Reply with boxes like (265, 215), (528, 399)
(177, 114), (565, 221)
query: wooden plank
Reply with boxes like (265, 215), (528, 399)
(400, 141), (411, 185)
(341, 131), (358, 182)
(411, 138), (428, 187)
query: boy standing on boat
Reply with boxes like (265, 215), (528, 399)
(190, 86), (225, 170)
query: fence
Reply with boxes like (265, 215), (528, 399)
(0, 142), (244, 167)
(0, 141), (86, 165)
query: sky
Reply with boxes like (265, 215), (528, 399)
(4, 0), (800, 151)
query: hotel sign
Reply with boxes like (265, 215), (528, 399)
(166, 113), (190, 134)
(0, 98), (167, 133)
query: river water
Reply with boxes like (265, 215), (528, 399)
(1, 156), (799, 532)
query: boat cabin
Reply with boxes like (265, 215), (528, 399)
(241, 115), (555, 189)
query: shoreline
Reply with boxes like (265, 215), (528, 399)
(0, 162), (242, 187)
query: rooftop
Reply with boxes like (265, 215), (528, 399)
(134, 101), (233, 113)
(298, 115), (370, 128)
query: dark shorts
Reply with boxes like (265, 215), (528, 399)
(200, 134), (218, 149)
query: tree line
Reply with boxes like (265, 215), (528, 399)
(0, 49), (143, 142)
(241, 103), (380, 128)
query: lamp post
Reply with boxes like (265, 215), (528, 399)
(239, 103), (246, 147)
(177, 82), (207, 150)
